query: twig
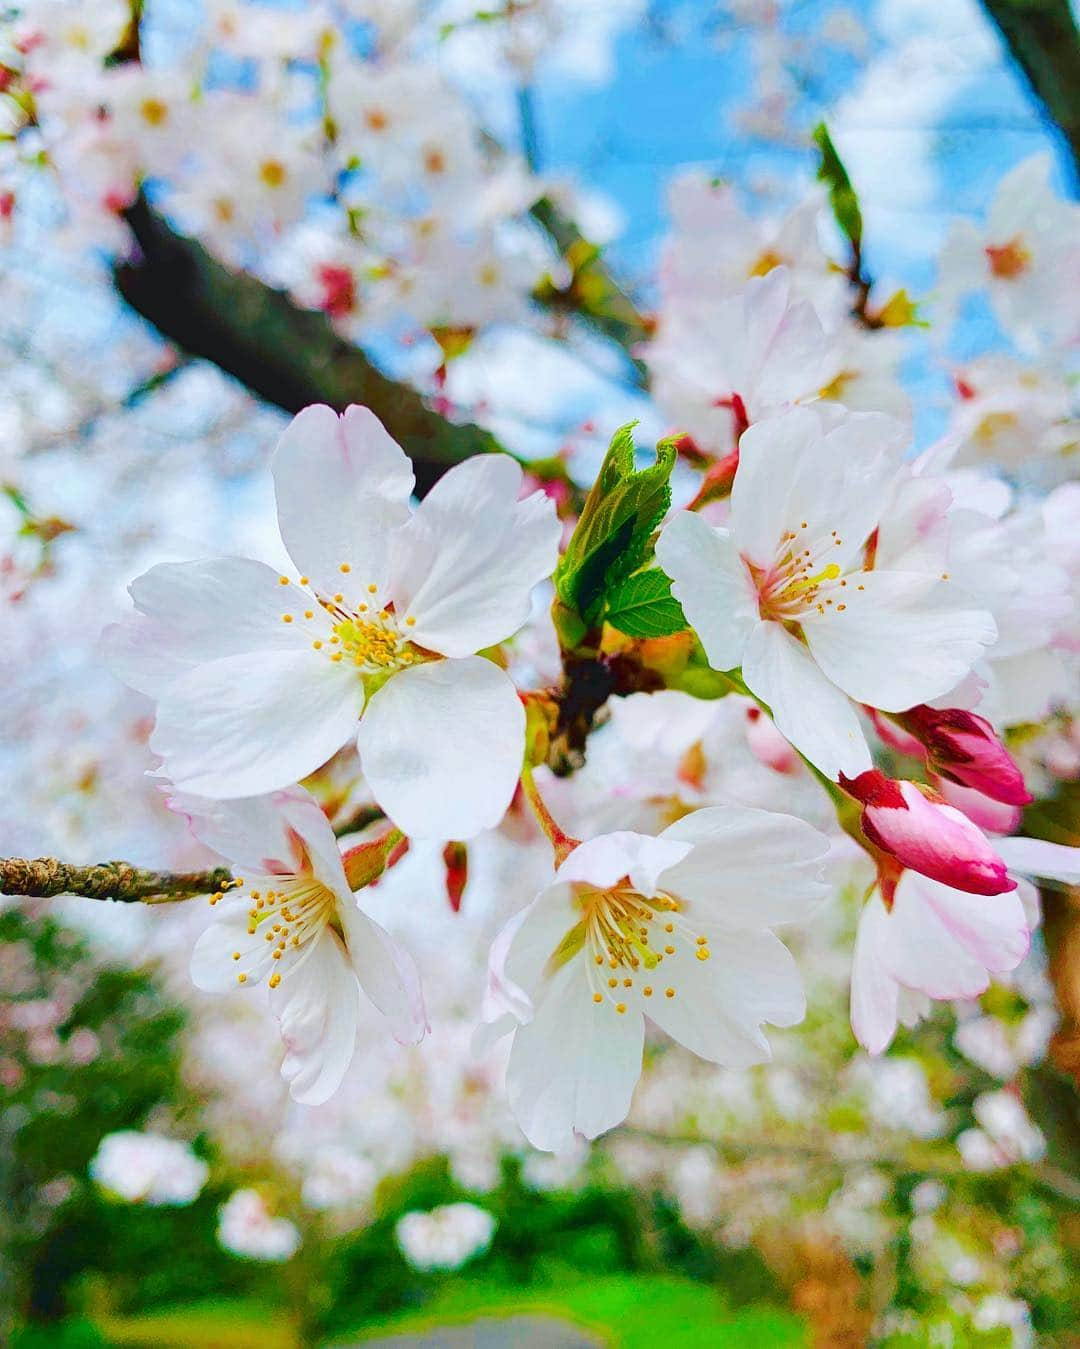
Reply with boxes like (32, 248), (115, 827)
(0, 857), (232, 903)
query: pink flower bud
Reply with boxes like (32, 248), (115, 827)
(897, 706), (1031, 806)
(840, 769), (1017, 896)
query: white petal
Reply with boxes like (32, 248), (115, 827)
(339, 902), (427, 1044)
(994, 836), (1080, 884)
(190, 912), (275, 992)
(277, 928), (360, 1106)
(152, 649), (362, 799)
(910, 874), (1030, 973)
(646, 929), (801, 1065)
(732, 407), (900, 571)
(506, 958), (644, 1152)
(655, 514), (756, 671)
(803, 572), (997, 711)
(274, 788), (352, 895)
(555, 831), (691, 895)
(849, 893), (901, 1055)
(658, 805), (829, 928)
(503, 883), (580, 1004)
(742, 621), (872, 779)
(357, 657), (523, 839)
(106, 558), (313, 697)
(388, 455), (560, 657)
(168, 786), (326, 879)
(272, 404), (414, 606)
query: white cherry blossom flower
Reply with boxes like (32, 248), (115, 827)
(105, 404), (561, 838)
(172, 784), (426, 1106)
(486, 806), (829, 1151)
(657, 405), (997, 780)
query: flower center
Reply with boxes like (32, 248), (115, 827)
(985, 236), (1031, 280)
(572, 883), (712, 1014)
(750, 521), (852, 624)
(229, 879), (337, 990)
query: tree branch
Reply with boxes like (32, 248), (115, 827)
(0, 857), (232, 903)
(114, 196), (511, 498)
(981, 0), (1080, 182)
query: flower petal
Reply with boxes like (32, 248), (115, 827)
(502, 882), (581, 1004)
(152, 649), (362, 799)
(803, 572), (997, 711)
(168, 786), (328, 879)
(849, 893), (901, 1055)
(105, 557), (315, 697)
(277, 928), (360, 1106)
(357, 657), (524, 839)
(506, 958), (644, 1152)
(655, 514), (756, 671)
(555, 831), (691, 895)
(658, 805), (830, 928)
(742, 621), (872, 779)
(388, 454), (560, 657)
(190, 911), (276, 992)
(994, 836), (1080, 884)
(272, 404), (414, 606)
(339, 901), (428, 1044)
(646, 929), (802, 1065)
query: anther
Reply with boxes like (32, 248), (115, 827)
(269, 973), (281, 989)
(278, 576), (289, 586)
(643, 986), (653, 997)
(232, 951), (241, 961)
(593, 992), (603, 1004)
(665, 988), (675, 998)
(664, 945), (675, 955)
(616, 1003), (627, 1014)
(299, 576), (309, 585)
(282, 614), (293, 623)
(340, 563), (351, 573)
(237, 973), (247, 984)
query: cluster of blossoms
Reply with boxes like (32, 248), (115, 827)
(1, 3), (1079, 1337)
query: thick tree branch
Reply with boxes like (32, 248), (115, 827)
(981, 0), (1080, 181)
(114, 196), (511, 497)
(0, 856), (233, 903)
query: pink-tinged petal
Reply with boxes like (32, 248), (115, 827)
(388, 455), (560, 658)
(742, 620), (873, 780)
(849, 894), (901, 1054)
(994, 836), (1080, 885)
(272, 404), (414, 607)
(873, 471), (953, 575)
(506, 958), (644, 1152)
(914, 874), (1030, 973)
(277, 928), (360, 1106)
(167, 787), (322, 878)
(555, 831), (691, 895)
(658, 805), (829, 928)
(190, 911), (276, 992)
(357, 656), (523, 840)
(105, 557), (316, 697)
(843, 771), (1016, 896)
(339, 902), (427, 1045)
(802, 572), (997, 712)
(274, 788), (351, 896)
(151, 649), (362, 800)
(743, 705), (801, 774)
(646, 928), (803, 1065)
(655, 514), (756, 671)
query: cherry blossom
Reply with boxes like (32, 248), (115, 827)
(485, 807), (829, 1150)
(172, 784), (426, 1106)
(657, 405), (997, 780)
(106, 404), (561, 838)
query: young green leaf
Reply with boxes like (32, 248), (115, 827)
(604, 569), (687, 639)
(813, 122), (862, 251)
(554, 422), (677, 634)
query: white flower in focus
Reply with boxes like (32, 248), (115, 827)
(657, 405), (997, 780)
(487, 806), (829, 1151)
(218, 1189), (301, 1262)
(174, 785), (426, 1105)
(395, 1202), (496, 1272)
(106, 404), (560, 839)
(89, 1130), (208, 1206)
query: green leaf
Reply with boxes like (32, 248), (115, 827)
(813, 122), (862, 250)
(604, 569), (686, 639)
(554, 422), (677, 633)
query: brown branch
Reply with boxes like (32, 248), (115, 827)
(114, 196), (513, 498)
(981, 0), (1080, 182)
(0, 857), (232, 903)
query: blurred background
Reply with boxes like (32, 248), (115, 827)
(1, 1), (1079, 1345)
